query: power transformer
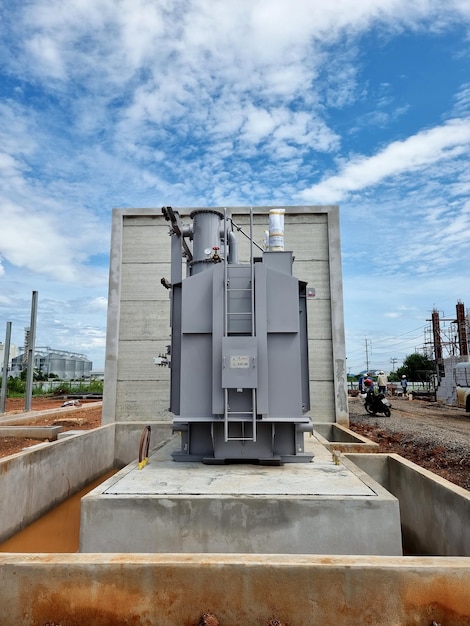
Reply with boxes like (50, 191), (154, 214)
(159, 207), (313, 464)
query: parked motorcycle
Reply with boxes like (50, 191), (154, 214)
(364, 390), (392, 417)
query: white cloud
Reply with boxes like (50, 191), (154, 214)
(0, 201), (81, 281)
(1, 0), (470, 371)
(300, 118), (470, 202)
(88, 297), (108, 312)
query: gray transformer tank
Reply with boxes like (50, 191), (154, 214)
(162, 206), (313, 464)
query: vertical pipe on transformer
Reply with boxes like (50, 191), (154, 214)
(189, 209), (224, 275)
(250, 208), (255, 336)
(227, 230), (238, 264)
(223, 208), (228, 338)
(269, 208), (285, 251)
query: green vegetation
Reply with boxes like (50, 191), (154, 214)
(0, 376), (103, 398)
(396, 353), (436, 383)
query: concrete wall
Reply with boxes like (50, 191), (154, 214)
(0, 554), (469, 625)
(0, 426), (115, 543)
(102, 206), (348, 425)
(113, 421), (173, 466)
(348, 453), (470, 557)
(1, 429), (470, 623)
(0, 421), (177, 544)
(388, 454), (470, 556)
(313, 422), (380, 453)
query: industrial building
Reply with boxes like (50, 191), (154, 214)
(10, 346), (92, 380)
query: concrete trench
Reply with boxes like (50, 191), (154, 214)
(0, 417), (469, 625)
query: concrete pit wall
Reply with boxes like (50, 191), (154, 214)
(313, 422), (379, 452)
(348, 453), (470, 556)
(0, 554), (469, 625)
(0, 425), (114, 543)
(0, 421), (174, 543)
(1, 428), (470, 622)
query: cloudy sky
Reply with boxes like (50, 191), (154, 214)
(0, 0), (469, 373)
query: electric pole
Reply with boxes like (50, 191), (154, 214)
(390, 357), (397, 372)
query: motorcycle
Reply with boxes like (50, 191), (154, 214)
(364, 389), (392, 417)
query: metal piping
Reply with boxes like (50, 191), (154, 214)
(227, 230), (238, 264)
(268, 208), (285, 251)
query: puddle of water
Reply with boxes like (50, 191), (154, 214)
(0, 469), (117, 553)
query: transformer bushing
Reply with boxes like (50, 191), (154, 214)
(161, 206), (313, 464)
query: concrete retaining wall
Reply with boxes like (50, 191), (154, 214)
(0, 554), (469, 625)
(313, 422), (379, 452)
(0, 425), (115, 543)
(348, 453), (470, 556)
(388, 453), (470, 556)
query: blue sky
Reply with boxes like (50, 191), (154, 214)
(0, 0), (469, 373)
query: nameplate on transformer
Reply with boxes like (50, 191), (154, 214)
(230, 355), (250, 369)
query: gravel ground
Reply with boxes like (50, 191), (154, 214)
(348, 394), (470, 491)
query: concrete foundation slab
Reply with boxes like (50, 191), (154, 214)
(80, 437), (402, 555)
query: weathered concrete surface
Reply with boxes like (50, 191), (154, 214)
(313, 422), (379, 452)
(80, 438), (402, 555)
(0, 554), (469, 626)
(0, 424), (115, 543)
(0, 420), (176, 544)
(348, 453), (470, 556)
(113, 420), (173, 466)
(0, 425), (62, 439)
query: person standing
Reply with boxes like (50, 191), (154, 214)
(358, 373), (365, 393)
(401, 375), (408, 396)
(377, 371), (388, 395)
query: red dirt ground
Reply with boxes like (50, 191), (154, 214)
(0, 397), (102, 457)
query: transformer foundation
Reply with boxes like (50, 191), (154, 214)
(80, 436), (402, 555)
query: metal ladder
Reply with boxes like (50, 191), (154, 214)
(223, 208), (257, 443)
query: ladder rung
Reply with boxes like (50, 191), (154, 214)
(226, 437), (254, 441)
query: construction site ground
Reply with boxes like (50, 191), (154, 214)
(0, 397), (102, 458)
(348, 394), (470, 491)
(1, 395), (469, 492)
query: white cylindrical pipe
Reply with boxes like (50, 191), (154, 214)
(269, 209), (285, 251)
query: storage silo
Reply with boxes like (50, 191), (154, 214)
(64, 358), (75, 380)
(49, 354), (66, 379)
(75, 358), (85, 379)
